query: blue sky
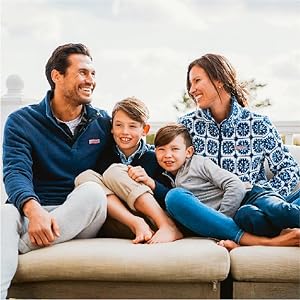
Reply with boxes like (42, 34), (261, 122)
(1, 0), (300, 121)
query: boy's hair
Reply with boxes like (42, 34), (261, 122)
(112, 97), (149, 125)
(154, 124), (193, 148)
(45, 43), (92, 91)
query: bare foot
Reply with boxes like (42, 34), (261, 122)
(217, 240), (240, 251)
(130, 216), (154, 244)
(270, 228), (300, 247)
(280, 228), (294, 235)
(147, 225), (183, 244)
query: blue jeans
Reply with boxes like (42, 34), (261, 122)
(165, 187), (244, 243)
(234, 185), (300, 237)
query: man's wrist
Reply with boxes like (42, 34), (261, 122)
(22, 198), (41, 217)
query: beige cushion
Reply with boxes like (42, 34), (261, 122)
(230, 246), (300, 282)
(14, 238), (230, 283)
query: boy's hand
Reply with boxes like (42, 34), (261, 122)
(244, 182), (253, 191)
(23, 199), (60, 247)
(128, 165), (155, 190)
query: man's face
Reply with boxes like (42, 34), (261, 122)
(55, 53), (96, 105)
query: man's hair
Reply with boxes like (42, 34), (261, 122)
(154, 123), (192, 148)
(112, 97), (149, 125)
(187, 53), (249, 107)
(45, 43), (92, 91)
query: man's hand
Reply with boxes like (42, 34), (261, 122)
(127, 165), (155, 190)
(23, 199), (60, 247)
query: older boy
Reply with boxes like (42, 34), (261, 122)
(154, 123), (300, 249)
(75, 98), (182, 243)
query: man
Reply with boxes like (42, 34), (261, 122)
(1, 43), (113, 298)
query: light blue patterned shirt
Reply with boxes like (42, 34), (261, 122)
(116, 141), (143, 165)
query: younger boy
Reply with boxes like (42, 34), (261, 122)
(154, 123), (300, 250)
(75, 98), (182, 243)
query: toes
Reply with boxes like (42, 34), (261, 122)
(217, 240), (225, 247)
(144, 233), (153, 242)
(132, 234), (145, 244)
(132, 231), (154, 244)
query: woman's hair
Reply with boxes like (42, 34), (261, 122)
(186, 53), (249, 107)
(154, 123), (192, 148)
(45, 43), (92, 91)
(112, 97), (149, 125)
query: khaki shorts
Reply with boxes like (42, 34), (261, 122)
(75, 164), (153, 211)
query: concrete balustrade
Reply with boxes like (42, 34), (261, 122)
(1, 74), (299, 146)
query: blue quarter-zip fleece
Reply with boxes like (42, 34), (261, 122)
(3, 91), (114, 212)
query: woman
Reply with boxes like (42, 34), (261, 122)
(175, 53), (300, 237)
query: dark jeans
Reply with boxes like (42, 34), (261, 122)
(165, 188), (244, 243)
(234, 185), (300, 237)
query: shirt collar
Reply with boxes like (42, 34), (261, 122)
(115, 140), (144, 165)
(45, 90), (99, 122)
(198, 95), (242, 124)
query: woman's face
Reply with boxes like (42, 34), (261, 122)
(188, 65), (221, 110)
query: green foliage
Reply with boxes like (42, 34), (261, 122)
(173, 91), (194, 113)
(146, 133), (155, 145)
(242, 78), (267, 91)
(242, 78), (271, 108)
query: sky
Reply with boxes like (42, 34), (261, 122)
(1, 0), (300, 122)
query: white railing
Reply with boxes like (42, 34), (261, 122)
(273, 121), (300, 145)
(1, 74), (300, 146)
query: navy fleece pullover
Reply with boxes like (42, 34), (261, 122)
(3, 91), (113, 211)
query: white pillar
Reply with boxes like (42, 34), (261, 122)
(1, 74), (25, 203)
(284, 134), (294, 145)
(1, 74), (24, 133)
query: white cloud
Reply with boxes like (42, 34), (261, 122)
(270, 51), (300, 80)
(150, 0), (208, 30)
(1, 0), (300, 122)
(112, 0), (121, 16)
(2, 0), (61, 41)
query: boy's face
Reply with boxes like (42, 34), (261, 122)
(155, 135), (194, 175)
(112, 109), (149, 157)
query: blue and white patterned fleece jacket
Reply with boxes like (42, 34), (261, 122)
(179, 97), (300, 197)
